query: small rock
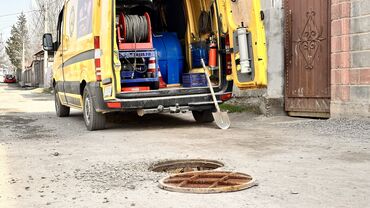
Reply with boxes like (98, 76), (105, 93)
(53, 152), (60, 157)
(131, 203), (136, 207)
(103, 197), (109, 203)
(128, 185), (136, 190)
(25, 187), (30, 191)
(290, 191), (299, 195)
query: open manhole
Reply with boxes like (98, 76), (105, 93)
(159, 171), (257, 194)
(150, 159), (224, 174)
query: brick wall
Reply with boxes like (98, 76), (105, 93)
(331, 0), (370, 118)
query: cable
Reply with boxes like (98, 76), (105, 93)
(0, 10), (41, 18)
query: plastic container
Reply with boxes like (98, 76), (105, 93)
(191, 42), (208, 68)
(153, 33), (184, 85)
(182, 73), (208, 88)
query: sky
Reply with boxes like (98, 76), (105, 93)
(0, 0), (36, 42)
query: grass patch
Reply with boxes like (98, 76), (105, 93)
(220, 104), (257, 113)
(42, 88), (53, 94)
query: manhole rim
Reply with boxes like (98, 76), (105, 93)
(158, 171), (258, 194)
(149, 159), (225, 173)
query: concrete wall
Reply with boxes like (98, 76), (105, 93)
(261, 0), (284, 99)
(331, 0), (370, 118)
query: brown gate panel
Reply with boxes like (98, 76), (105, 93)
(284, 0), (331, 117)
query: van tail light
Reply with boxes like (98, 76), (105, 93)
(225, 35), (232, 76)
(94, 36), (102, 81)
(221, 93), (233, 101)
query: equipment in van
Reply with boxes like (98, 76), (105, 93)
(117, 11), (159, 89)
(182, 73), (208, 88)
(191, 41), (209, 68)
(208, 35), (218, 69)
(117, 12), (153, 49)
(153, 33), (184, 85)
(236, 23), (252, 74)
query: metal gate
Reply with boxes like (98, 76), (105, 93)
(284, 0), (331, 118)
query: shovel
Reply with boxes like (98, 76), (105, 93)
(201, 59), (231, 130)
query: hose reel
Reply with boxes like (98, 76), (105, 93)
(118, 13), (151, 43)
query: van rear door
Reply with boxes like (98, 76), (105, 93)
(218, 0), (267, 89)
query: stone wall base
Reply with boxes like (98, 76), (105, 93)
(229, 89), (286, 116)
(331, 101), (370, 118)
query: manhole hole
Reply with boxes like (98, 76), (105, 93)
(150, 159), (224, 174)
(158, 171), (257, 194)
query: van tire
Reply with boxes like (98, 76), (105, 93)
(192, 110), (214, 123)
(83, 88), (106, 131)
(55, 90), (70, 117)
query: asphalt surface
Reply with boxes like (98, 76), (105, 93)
(0, 83), (369, 208)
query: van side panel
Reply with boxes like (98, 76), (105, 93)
(61, 0), (96, 107)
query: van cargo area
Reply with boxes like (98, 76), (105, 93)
(115, 0), (225, 95)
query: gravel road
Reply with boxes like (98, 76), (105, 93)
(0, 83), (369, 208)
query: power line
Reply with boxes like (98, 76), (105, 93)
(0, 10), (41, 18)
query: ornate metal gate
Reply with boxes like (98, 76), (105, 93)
(284, 0), (331, 118)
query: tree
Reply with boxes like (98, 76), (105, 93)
(29, 0), (64, 56)
(0, 34), (11, 68)
(5, 13), (29, 70)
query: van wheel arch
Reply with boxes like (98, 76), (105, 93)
(80, 80), (87, 97)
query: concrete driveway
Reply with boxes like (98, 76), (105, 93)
(0, 83), (369, 208)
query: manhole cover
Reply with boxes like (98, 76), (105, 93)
(150, 159), (224, 174)
(158, 171), (257, 194)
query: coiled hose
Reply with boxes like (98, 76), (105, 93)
(123, 15), (149, 43)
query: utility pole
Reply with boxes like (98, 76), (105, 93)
(43, 2), (49, 88)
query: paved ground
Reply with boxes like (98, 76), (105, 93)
(0, 83), (369, 208)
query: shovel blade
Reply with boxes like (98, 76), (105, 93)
(213, 112), (231, 130)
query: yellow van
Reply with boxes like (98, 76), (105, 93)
(43, 0), (267, 130)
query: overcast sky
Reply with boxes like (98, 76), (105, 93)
(0, 0), (36, 41)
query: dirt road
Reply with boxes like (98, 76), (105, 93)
(0, 83), (369, 208)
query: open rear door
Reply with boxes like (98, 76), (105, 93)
(218, 0), (267, 89)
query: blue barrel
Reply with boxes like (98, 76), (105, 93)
(153, 33), (184, 85)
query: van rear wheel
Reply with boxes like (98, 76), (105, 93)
(192, 110), (214, 123)
(83, 88), (106, 131)
(55, 90), (70, 117)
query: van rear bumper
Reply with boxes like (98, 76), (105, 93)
(87, 82), (233, 113)
(107, 93), (230, 111)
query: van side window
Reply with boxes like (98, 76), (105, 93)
(77, 0), (93, 38)
(65, 0), (93, 39)
(66, 0), (77, 38)
(56, 9), (64, 50)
